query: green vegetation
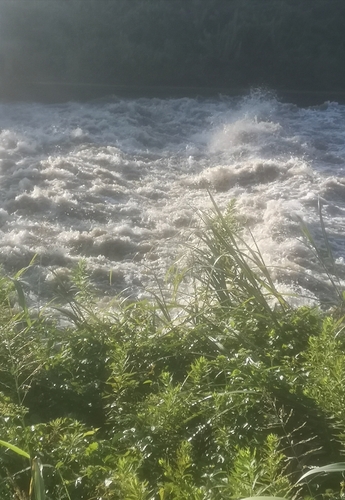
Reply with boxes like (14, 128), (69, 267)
(0, 203), (345, 499)
(1, 0), (345, 100)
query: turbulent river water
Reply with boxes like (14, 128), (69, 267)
(1, 90), (345, 308)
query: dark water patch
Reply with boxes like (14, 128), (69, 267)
(193, 163), (281, 192)
(321, 179), (345, 205)
(119, 165), (142, 181)
(316, 155), (344, 168)
(0, 248), (37, 273)
(6, 194), (51, 214)
(91, 267), (125, 291)
(69, 234), (151, 261)
(39, 251), (72, 267)
(95, 239), (143, 261)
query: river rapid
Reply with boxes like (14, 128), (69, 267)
(1, 91), (345, 308)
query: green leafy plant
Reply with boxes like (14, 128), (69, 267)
(0, 202), (344, 499)
(0, 440), (46, 500)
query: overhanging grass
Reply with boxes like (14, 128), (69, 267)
(0, 204), (344, 499)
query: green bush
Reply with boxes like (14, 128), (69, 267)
(0, 205), (345, 499)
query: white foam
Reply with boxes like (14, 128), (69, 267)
(0, 93), (344, 305)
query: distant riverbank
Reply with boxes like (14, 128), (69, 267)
(1, 0), (345, 102)
(2, 81), (345, 107)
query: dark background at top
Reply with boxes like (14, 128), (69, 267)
(1, 0), (345, 103)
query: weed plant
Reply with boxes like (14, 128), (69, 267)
(0, 204), (344, 499)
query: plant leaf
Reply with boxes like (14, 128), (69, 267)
(297, 462), (345, 483)
(0, 440), (30, 459)
(241, 497), (287, 500)
(12, 279), (30, 320)
(30, 457), (46, 500)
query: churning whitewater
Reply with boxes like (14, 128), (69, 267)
(0, 91), (345, 306)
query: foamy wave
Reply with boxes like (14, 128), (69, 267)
(0, 93), (344, 304)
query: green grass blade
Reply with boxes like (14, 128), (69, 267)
(12, 278), (31, 326)
(298, 213), (341, 299)
(297, 462), (345, 483)
(0, 440), (30, 459)
(30, 458), (46, 500)
(318, 197), (337, 276)
(55, 468), (72, 500)
(14, 254), (37, 280)
(52, 307), (82, 326)
(241, 497), (287, 500)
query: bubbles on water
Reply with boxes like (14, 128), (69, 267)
(0, 92), (345, 305)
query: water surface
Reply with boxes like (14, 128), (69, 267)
(1, 91), (344, 306)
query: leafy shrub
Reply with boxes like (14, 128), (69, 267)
(0, 205), (344, 498)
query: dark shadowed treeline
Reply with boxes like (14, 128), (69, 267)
(1, 0), (345, 100)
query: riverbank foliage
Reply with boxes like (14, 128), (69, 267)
(1, 205), (345, 499)
(1, 0), (345, 100)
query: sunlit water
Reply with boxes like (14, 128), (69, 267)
(1, 91), (345, 307)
